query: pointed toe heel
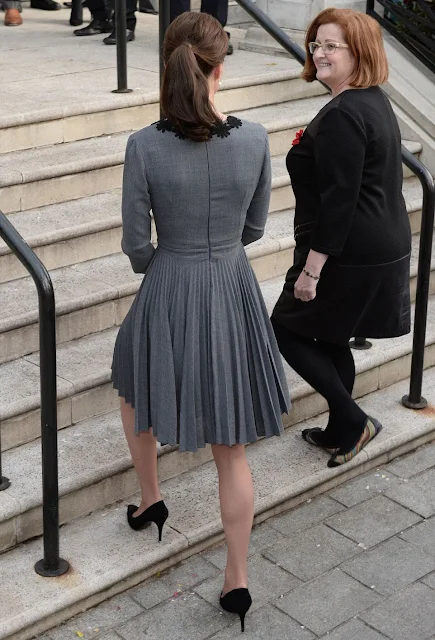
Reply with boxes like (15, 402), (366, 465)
(220, 588), (252, 632)
(127, 500), (168, 541)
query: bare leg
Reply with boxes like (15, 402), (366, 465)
(212, 444), (254, 595)
(120, 397), (162, 517)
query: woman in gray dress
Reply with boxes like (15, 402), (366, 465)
(112, 11), (290, 631)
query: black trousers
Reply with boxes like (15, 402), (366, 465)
(170, 0), (228, 27)
(88, 0), (137, 30)
(272, 321), (367, 451)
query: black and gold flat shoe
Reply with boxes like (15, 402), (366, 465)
(327, 417), (382, 468)
(302, 427), (340, 454)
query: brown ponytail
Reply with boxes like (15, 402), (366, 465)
(161, 12), (228, 142)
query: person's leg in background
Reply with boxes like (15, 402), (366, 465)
(73, 0), (112, 35)
(139, 0), (157, 14)
(30, 0), (61, 11)
(200, 0), (233, 54)
(103, 0), (136, 44)
(3, 0), (22, 25)
(170, 0), (190, 23)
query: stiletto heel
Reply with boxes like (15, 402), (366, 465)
(127, 500), (169, 542)
(220, 588), (252, 632)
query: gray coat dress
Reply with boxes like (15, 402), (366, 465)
(112, 116), (290, 452)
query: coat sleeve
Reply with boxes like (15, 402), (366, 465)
(121, 135), (156, 273)
(242, 133), (272, 246)
(311, 106), (367, 257)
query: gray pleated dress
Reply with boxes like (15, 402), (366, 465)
(112, 116), (290, 452)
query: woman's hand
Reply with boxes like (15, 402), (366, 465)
(294, 250), (329, 302)
(294, 270), (318, 302)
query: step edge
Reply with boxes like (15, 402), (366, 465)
(2, 409), (435, 640)
(0, 173), (422, 257)
(1, 328), (434, 518)
(0, 71), (308, 133)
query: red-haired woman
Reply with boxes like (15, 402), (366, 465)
(272, 8), (411, 467)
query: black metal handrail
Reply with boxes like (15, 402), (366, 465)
(113, 0), (133, 93)
(402, 147), (435, 409)
(0, 212), (69, 577)
(70, 0), (83, 26)
(367, 0), (435, 74)
(159, 0), (171, 117)
(233, 0), (434, 409)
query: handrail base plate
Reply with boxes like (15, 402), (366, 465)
(402, 394), (428, 410)
(0, 476), (11, 491)
(35, 558), (70, 578)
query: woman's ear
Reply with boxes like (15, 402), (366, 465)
(214, 62), (224, 83)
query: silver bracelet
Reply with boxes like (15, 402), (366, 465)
(303, 268), (320, 281)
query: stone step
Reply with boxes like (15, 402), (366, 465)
(227, 0), (254, 26)
(1, 247), (434, 452)
(1, 205), (433, 366)
(0, 99), (419, 214)
(1, 368), (435, 640)
(0, 163), (423, 284)
(0, 97), (324, 215)
(0, 53), (326, 155)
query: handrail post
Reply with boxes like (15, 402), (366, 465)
(113, 0), (132, 93)
(350, 337), (372, 350)
(34, 279), (69, 577)
(402, 153), (435, 410)
(159, 0), (171, 118)
(70, 0), (83, 26)
(0, 212), (69, 577)
(0, 427), (11, 490)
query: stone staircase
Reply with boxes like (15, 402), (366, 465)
(1, 44), (435, 640)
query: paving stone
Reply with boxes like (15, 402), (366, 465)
(386, 468), (435, 518)
(47, 594), (143, 640)
(207, 604), (315, 639)
(400, 516), (435, 556)
(385, 443), (435, 479)
(360, 581), (435, 640)
(341, 536), (435, 595)
(329, 469), (402, 508)
(201, 522), (288, 570)
(195, 554), (301, 613)
(318, 618), (389, 640)
(325, 496), (421, 548)
(268, 496), (345, 536)
(262, 523), (362, 582)
(423, 571), (435, 590)
(129, 556), (219, 609)
(275, 569), (380, 636)
(115, 593), (226, 640)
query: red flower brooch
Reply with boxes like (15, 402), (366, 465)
(292, 128), (304, 146)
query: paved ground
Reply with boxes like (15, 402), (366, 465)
(38, 440), (435, 640)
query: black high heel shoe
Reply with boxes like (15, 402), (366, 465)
(220, 588), (252, 632)
(127, 500), (168, 542)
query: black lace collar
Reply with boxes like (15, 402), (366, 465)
(155, 115), (243, 140)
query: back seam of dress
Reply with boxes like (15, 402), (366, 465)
(205, 141), (216, 439)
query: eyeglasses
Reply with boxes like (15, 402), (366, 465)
(308, 41), (349, 55)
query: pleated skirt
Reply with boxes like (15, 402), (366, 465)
(112, 243), (290, 452)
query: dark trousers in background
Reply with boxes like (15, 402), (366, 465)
(87, 0), (137, 30)
(170, 0), (228, 28)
